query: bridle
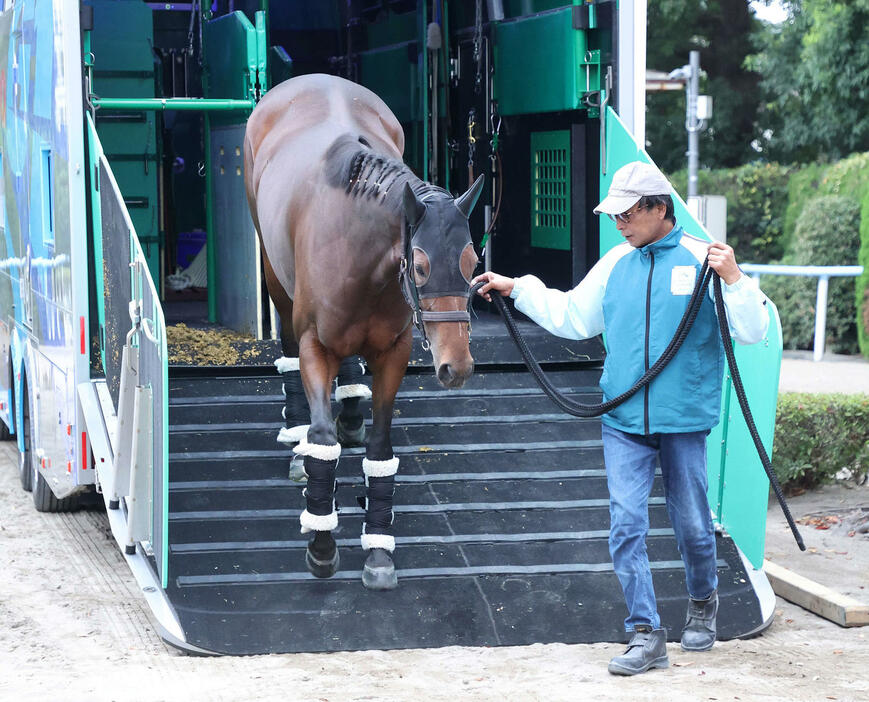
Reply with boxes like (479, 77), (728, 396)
(398, 208), (473, 352)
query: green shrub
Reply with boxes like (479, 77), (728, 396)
(762, 195), (861, 354)
(858, 194), (869, 357)
(783, 153), (869, 266)
(783, 162), (827, 255)
(669, 162), (792, 263)
(774, 393), (869, 489)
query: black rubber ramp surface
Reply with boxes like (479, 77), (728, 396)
(163, 342), (764, 654)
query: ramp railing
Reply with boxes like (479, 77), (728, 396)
(740, 263), (864, 362)
(98, 153), (169, 586)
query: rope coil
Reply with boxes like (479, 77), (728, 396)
(472, 260), (805, 550)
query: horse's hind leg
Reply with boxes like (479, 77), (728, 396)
(296, 334), (342, 578)
(360, 332), (412, 590)
(335, 356), (371, 446)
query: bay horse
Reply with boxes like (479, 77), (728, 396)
(244, 74), (484, 589)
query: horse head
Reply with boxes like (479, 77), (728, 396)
(401, 175), (485, 389)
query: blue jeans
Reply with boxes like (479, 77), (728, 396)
(601, 423), (718, 632)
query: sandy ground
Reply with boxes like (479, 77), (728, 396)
(1, 436), (867, 702)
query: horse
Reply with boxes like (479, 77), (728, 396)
(243, 73), (484, 590)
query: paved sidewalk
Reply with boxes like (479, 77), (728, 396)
(779, 350), (869, 394)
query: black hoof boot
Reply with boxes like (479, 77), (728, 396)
(335, 416), (366, 446)
(288, 453), (307, 482)
(306, 531), (339, 578)
(362, 548), (397, 590)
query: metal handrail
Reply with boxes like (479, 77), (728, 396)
(740, 263), (864, 362)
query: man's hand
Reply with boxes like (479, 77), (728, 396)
(707, 242), (741, 285)
(471, 272), (515, 302)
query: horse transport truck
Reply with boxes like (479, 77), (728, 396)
(0, 0), (783, 654)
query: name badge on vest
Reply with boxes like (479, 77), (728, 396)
(671, 266), (696, 295)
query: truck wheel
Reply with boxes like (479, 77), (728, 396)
(33, 464), (79, 512)
(18, 381), (32, 492)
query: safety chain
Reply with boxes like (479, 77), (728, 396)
(489, 102), (501, 165)
(473, 0), (483, 94)
(467, 108), (477, 180)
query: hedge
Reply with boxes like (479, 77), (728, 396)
(773, 393), (869, 489)
(858, 194), (869, 356)
(761, 195), (861, 354)
(669, 162), (792, 264)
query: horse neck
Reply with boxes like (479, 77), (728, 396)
(329, 138), (445, 219)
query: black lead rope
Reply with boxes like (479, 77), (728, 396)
(471, 261), (805, 551)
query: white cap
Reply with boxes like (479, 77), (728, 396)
(593, 161), (672, 216)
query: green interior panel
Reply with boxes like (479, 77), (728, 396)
(203, 12), (258, 102)
(530, 130), (571, 251)
(358, 44), (418, 125)
(601, 106), (782, 567)
(88, 0), (160, 284)
(366, 9), (416, 47)
(269, 46), (294, 87)
(493, 8), (589, 116)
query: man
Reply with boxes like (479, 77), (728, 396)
(472, 161), (769, 676)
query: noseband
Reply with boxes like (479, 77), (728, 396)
(398, 213), (472, 352)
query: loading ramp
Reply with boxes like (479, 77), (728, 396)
(160, 320), (766, 655)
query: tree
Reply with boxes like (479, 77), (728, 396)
(749, 0), (869, 164)
(645, 0), (762, 174)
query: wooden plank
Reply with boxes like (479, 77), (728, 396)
(764, 559), (869, 627)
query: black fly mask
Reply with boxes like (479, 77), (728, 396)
(399, 175), (485, 350)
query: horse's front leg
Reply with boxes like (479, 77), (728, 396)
(296, 333), (342, 578)
(335, 355), (371, 446)
(361, 330), (412, 590)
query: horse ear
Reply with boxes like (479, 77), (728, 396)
(402, 183), (426, 226)
(455, 174), (485, 219)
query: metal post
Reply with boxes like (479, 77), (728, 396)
(205, 113), (217, 323)
(813, 276), (829, 362)
(484, 205), (492, 271)
(687, 51), (700, 199)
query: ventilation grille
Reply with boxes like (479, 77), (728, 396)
(530, 130), (571, 251)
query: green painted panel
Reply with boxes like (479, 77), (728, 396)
(716, 304), (783, 567)
(255, 11), (268, 90)
(601, 106), (782, 566)
(599, 107), (646, 255)
(493, 8), (588, 116)
(359, 44), (418, 124)
(530, 130), (571, 250)
(203, 11), (257, 101)
(269, 46), (293, 88)
(366, 10), (416, 47)
(86, 115), (106, 374)
(89, 0), (160, 284)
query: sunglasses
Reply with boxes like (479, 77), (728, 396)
(607, 203), (646, 224)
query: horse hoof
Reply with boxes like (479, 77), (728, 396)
(288, 454), (307, 482)
(335, 417), (366, 447)
(362, 548), (398, 590)
(306, 536), (339, 579)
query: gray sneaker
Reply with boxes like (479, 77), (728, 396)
(608, 626), (669, 676)
(681, 590), (718, 651)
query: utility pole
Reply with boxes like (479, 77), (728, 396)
(667, 51), (711, 199)
(686, 51), (701, 198)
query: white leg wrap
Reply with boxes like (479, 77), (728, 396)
(335, 383), (372, 402)
(361, 531), (395, 552)
(362, 456), (399, 478)
(277, 425), (309, 444)
(300, 509), (338, 534)
(275, 356), (300, 373)
(293, 441), (342, 461)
